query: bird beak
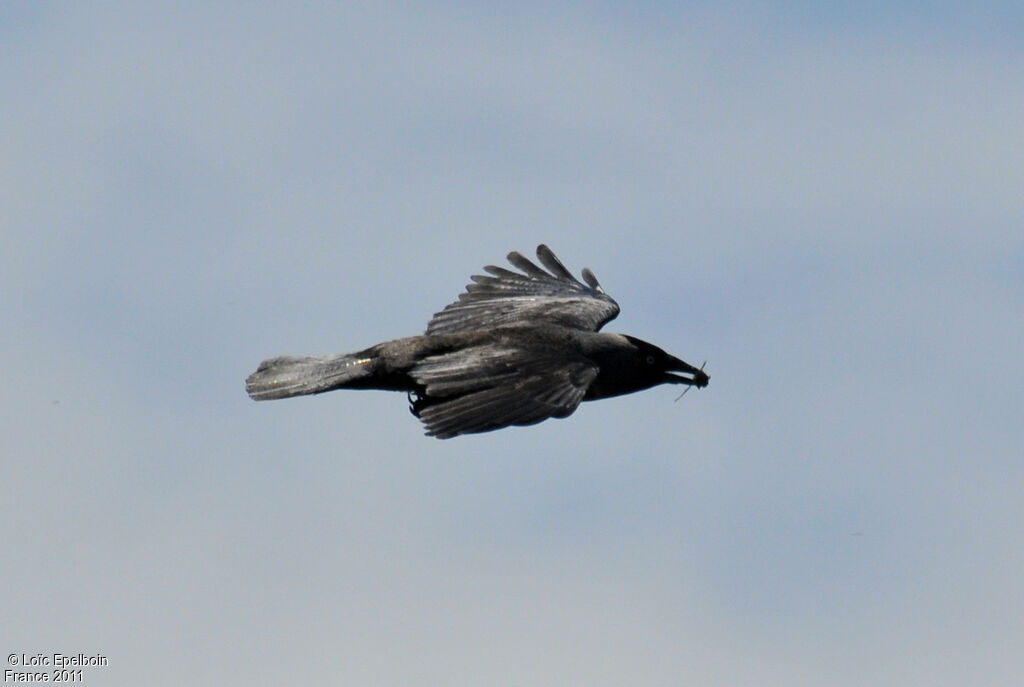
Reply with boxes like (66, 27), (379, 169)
(664, 357), (709, 388)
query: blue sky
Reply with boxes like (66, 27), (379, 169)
(3, 2), (1022, 685)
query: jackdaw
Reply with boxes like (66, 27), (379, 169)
(246, 245), (709, 438)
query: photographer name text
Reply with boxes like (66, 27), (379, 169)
(5, 654), (108, 683)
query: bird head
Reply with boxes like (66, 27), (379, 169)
(623, 336), (709, 389)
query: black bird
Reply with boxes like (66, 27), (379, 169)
(246, 245), (709, 438)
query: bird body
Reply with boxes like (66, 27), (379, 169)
(246, 246), (708, 438)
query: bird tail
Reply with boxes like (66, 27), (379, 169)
(245, 353), (375, 400)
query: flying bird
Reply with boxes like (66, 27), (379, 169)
(246, 245), (709, 438)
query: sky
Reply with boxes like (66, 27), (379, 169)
(3, 2), (1023, 685)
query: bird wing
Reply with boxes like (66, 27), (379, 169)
(426, 244), (620, 334)
(411, 344), (599, 438)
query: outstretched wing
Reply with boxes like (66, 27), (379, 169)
(410, 344), (599, 439)
(426, 244), (620, 334)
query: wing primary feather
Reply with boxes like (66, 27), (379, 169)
(536, 244), (578, 283)
(506, 251), (549, 278)
(581, 267), (604, 293)
(482, 265), (522, 279)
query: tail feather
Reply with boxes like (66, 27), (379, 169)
(245, 353), (374, 400)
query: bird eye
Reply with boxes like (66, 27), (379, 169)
(645, 355), (655, 365)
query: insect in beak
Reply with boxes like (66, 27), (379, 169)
(674, 361), (707, 402)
